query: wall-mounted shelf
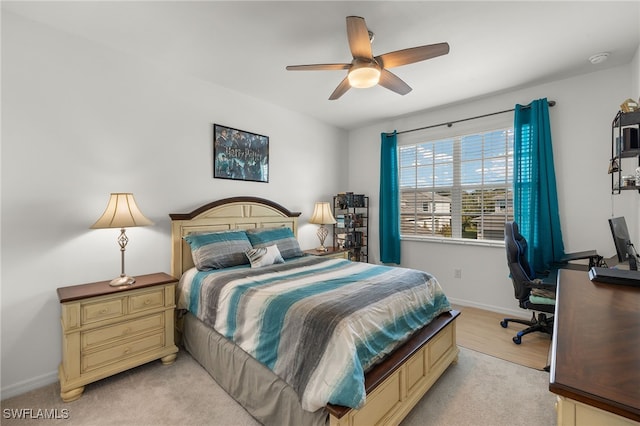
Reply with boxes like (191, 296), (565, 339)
(610, 110), (640, 194)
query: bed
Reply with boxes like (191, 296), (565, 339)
(170, 196), (459, 426)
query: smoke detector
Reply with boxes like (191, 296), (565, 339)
(589, 52), (609, 64)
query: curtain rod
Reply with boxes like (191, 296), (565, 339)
(391, 100), (556, 136)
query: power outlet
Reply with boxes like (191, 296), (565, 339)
(454, 269), (462, 279)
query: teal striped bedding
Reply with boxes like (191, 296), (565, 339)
(177, 256), (451, 412)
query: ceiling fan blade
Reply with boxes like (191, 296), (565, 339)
(286, 64), (350, 71)
(346, 16), (373, 59)
(376, 42), (450, 69)
(329, 76), (351, 100)
(378, 69), (412, 96)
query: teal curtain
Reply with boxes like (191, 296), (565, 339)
(380, 131), (401, 264)
(513, 98), (565, 273)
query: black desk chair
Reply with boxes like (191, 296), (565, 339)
(500, 221), (604, 345)
(500, 221), (556, 344)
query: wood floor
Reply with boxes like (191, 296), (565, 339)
(453, 305), (551, 370)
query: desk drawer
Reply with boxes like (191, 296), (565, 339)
(82, 313), (164, 350)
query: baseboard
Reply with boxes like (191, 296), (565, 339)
(1, 370), (58, 401)
(447, 297), (528, 319)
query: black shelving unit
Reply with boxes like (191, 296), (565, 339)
(333, 193), (368, 262)
(611, 110), (640, 194)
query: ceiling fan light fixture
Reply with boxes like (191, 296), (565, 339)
(286, 16), (450, 99)
(348, 61), (381, 88)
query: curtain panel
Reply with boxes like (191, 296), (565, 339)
(379, 131), (401, 264)
(513, 98), (565, 274)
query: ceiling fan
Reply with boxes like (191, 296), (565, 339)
(286, 16), (450, 100)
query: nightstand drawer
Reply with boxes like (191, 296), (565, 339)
(82, 298), (125, 324)
(82, 332), (165, 373)
(129, 288), (165, 313)
(82, 313), (164, 350)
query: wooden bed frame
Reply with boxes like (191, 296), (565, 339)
(170, 196), (459, 426)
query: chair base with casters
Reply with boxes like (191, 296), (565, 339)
(500, 309), (554, 345)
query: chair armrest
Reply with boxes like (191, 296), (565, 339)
(559, 250), (603, 269)
(560, 250), (599, 262)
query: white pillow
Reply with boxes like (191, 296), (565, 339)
(245, 244), (285, 268)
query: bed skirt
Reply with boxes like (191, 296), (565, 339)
(182, 312), (328, 426)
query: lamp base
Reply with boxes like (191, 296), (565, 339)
(109, 275), (136, 287)
(316, 225), (329, 253)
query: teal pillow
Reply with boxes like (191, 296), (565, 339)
(245, 227), (304, 260)
(184, 230), (251, 270)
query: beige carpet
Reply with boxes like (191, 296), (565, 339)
(1, 347), (556, 426)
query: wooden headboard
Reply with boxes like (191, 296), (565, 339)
(169, 196), (301, 278)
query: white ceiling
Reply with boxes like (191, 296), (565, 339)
(4, 1), (640, 130)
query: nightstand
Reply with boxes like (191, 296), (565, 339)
(57, 272), (179, 402)
(304, 247), (349, 260)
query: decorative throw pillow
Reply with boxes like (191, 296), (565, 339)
(245, 244), (285, 268)
(184, 230), (251, 270)
(245, 227), (304, 259)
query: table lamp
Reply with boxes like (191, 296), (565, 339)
(309, 201), (337, 252)
(90, 193), (154, 286)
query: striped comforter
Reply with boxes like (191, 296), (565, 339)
(177, 256), (451, 412)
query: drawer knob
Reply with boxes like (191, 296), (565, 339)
(123, 347), (131, 355)
(100, 308), (109, 314)
(144, 299), (151, 305)
(122, 328), (131, 335)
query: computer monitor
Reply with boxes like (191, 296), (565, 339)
(609, 216), (638, 270)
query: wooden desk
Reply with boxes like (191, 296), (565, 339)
(549, 269), (640, 425)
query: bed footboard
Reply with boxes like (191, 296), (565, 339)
(328, 311), (459, 426)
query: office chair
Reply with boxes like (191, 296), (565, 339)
(500, 221), (556, 345)
(500, 221), (603, 345)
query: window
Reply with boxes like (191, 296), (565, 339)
(399, 127), (514, 241)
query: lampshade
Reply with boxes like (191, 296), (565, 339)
(348, 60), (381, 89)
(91, 193), (154, 229)
(309, 202), (336, 225)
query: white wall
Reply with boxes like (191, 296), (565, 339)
(1, 11), (347, 398)
(348, 65), (638, 314)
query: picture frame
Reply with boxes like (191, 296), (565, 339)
(213, 124), (269, 183)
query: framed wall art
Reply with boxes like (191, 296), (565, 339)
(213, 124), (269, 183)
